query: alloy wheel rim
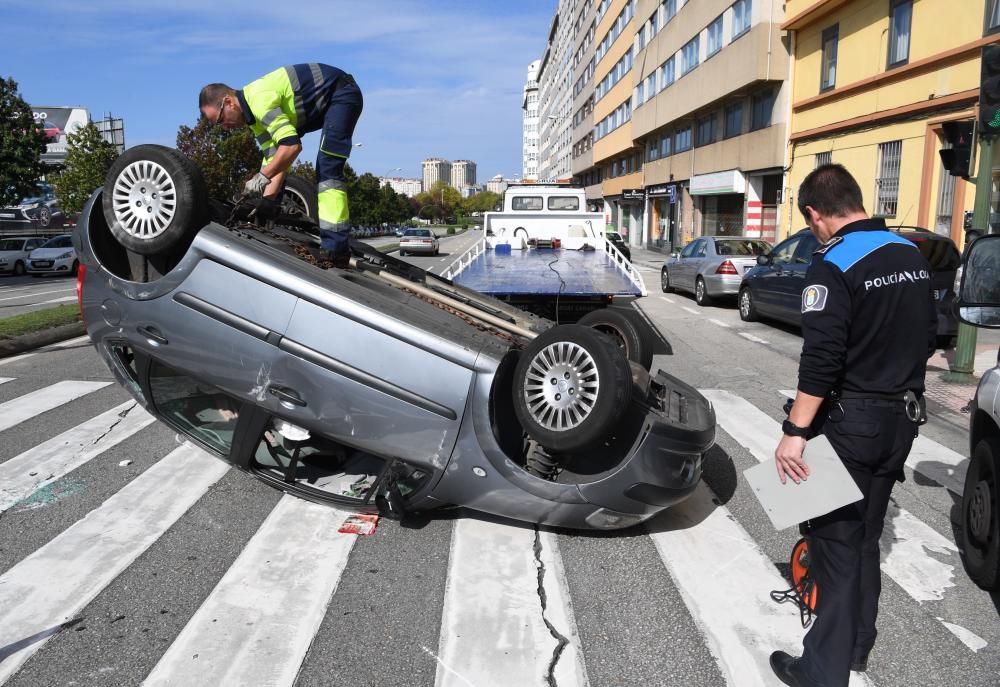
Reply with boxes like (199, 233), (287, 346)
(523, 341), (600, 432)
(111, 160), (177, 239)
(282, 188), (310, 218)
(696, 280), (704, 300)
(968, 479), (992, 545)
(741, 291), (750, 316)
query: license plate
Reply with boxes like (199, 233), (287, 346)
(33, 261), (52, 268)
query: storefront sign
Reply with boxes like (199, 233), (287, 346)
(621, 188), (645, 201)
(690, 169), (746, 196)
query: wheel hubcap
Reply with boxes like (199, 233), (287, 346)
(282, 189), (309, 217)
(968, 479), (993, 545)
(741, 291), (750, 316)
(111, 160), (177, 238)
(697, 281), (704, 299)
(523, 341), (600, 432)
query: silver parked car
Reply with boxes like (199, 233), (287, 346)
(0, 236), (47, 275)
(74, 144), (715, 530)
(399, 228), (439, 256)
(661, 236), (772, 305)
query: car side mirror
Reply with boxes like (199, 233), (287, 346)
(956, 234), (1000, 327)
(756, 254), (771, 266)
(670, 251), (680, 259)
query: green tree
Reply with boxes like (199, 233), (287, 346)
(289, 160), (316, 183)
(0, 77), (47, 207)
(463, 191), (502, 214)
(176, 117), (260, 200)
(50, 122), (119, 214)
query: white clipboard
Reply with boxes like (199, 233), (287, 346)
(744, 434), (863, 531)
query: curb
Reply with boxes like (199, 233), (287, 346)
(0, 321), (86, 359)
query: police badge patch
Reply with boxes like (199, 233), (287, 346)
(802, 284), (828, 313)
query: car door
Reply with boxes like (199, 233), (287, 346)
(755, 235), (801, 314)
(669, 240), (697, 291)
(781, 233), (820, 325)
(679, 239), (706, 292)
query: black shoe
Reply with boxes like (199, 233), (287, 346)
(850, 653), (869, 672)
(329, 253), (352, 270)
(769, 651), (821, 687)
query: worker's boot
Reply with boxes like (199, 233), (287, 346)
(329, 252), (352, 270)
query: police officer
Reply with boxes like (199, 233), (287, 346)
(769, 164), (936, 687)
(199, 64), (363, 269)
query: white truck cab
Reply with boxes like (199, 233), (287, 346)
(484, 184), (606, 250)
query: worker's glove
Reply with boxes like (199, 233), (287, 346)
(244, 172), (271, 197)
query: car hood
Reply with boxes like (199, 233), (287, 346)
(10, 196), (44, 208)
(30, 247), (74, 258)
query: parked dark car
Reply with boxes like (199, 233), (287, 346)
(73, 144), (715, 530)
(606, 231), (631, 261)
(739, 226), (961, 348)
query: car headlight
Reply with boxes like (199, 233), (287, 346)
(57, 251), (74, 259)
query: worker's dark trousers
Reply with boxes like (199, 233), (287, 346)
(799, 399), (917, 687)
(317, 75), (363, 255)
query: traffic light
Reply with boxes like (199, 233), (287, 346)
(939, 121), (974, 179)
(979, 44), (1000, 134)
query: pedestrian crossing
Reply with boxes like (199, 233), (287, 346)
(0, 376), (993, 687)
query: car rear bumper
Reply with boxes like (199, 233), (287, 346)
(400, 243), (437, 254)
(703, 273), (742, 296)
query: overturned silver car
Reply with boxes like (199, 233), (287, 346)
(74, 145), (715, 530)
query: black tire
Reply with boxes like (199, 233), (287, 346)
(578, 308), (652, 369)
(70, 260), (79, 277)
(280, 174), (319, 222)
(694, 277), (712, 306)
(739, 287), (758, 322)
(961, 437), (1000, 591)
(103, 144), (208, 256)
(513, 324), (632, 453)
(13, 260), (24, 276)
(660, 268), (672, 293)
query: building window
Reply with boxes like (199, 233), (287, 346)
(815, 151), (832, 168)
(707, 16), (724, 57)
(682, 37), (700, 75)
(990, 0), (1000, 33)
(820, 25), (838, 91)
(888, 0), (912, 67)
(874, 140), (902, 217)
(648, 140), (659, 162)
(724, 103), (743, 138)
(663, 0), (677, 24)
(935, 143), (957, 235)
(696, 114), (717, 147)
(661, 134), (673, 157)
(674, 126), (692, 152)
(732, 0), (752, 39)
(659, 56), (675, 91)
(751, 90), (774, 130)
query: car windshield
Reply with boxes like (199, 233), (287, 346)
(0, 239), (25, 250)
(714, 239), (770, 256)
(41, 236), (72, 249)
(403, 229), (431, 237)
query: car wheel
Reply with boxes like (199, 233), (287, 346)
(961, 437), (1000, 591)
(577, 308), (652, 369)
(70, 260), (79, 277)
(513, 324), (632, 454)
(13, 261), (25, 276)
(695, 277), (712, 306)
(36, 206), (52, 228)
(660, 268), (672, 293)
(739, 287), (758, 322)
(399, 249), (406, 256)
(103, 144), (208, 256)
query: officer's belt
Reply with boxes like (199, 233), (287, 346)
(835, 390), (921, 402)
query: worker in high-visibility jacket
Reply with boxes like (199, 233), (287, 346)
(199, 64), (363, 268)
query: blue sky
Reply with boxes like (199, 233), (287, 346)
(5, 1), (556, 182)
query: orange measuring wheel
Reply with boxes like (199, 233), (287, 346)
(790, 537), (818, 613)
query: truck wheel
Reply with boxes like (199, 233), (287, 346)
(513, 324), (632, 453)
(577, 308), (652, 369)
(103, 144), (208, 256)
(961, 437), (1000, 591)
(280, 174), (318, 222)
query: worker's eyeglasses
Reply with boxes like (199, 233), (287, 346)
(213, 99), (227, 126)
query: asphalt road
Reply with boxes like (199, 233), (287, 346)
(0, 273), (78, 318)
(0, 242), (996, 687)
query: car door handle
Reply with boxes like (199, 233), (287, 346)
(268, 385), (306, 407)
(137, 325), (167, 345)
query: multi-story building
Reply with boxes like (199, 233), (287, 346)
(451, 160), (478, 190)
(379, 177), (423, 197)
(782, 0), (995, 245)
(537, 1), (577, 182)
(523, 59), (541, 181)
(486, 175), (510, 194)
(422, 158), (452, 191)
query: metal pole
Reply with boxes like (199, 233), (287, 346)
(944, 134), (993, 382)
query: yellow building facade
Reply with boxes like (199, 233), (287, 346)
(782, 0), (1000, 245)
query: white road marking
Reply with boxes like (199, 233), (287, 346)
(39, 295), (78, 304)
(739, 332), (769, 344)
(778, 390), (967, 495)
(702, 390), (969, 644)
(647, 485), (875, 687)
(682, 306), (700, 315)
(0, 287), (73, 303)
(0, 401), (156, 512)
(0, 444), (229, 684)
(661, 296), (675, 304)
(0, 380), (110, 432)
(434, 518), (589, 687)
(709, 318), (731, 328)
(143, 496), (356, 687)
(0, 377), (12, 385)
(937, 620), (988, 652)
(0, 335), (90, 366)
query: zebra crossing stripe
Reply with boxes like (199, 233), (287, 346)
(0, 443), (228, 685)
(434, 518), (589, 687)
(700, 390), (976, 651)
(0, 380), (110, 433)
(777, 390), (967, 495)
(647, 483), (876, 687)
(142, 496), (356, 687)
(0, 401), (156, 513)
(0, 377), (12, 386)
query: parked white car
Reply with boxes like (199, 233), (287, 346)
(0, 236), (48, 276)
(27, 234), (78, 276)
(399, 228), (440, 256)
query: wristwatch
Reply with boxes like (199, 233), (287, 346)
(782, 419), (810, 438)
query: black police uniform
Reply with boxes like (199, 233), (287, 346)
(794, 218), (936, 687)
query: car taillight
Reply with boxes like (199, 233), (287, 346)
(716, 260), (738, 275)
(76, 263), (86, 324)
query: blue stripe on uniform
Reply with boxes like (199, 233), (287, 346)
(823, 231), (917, 272)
